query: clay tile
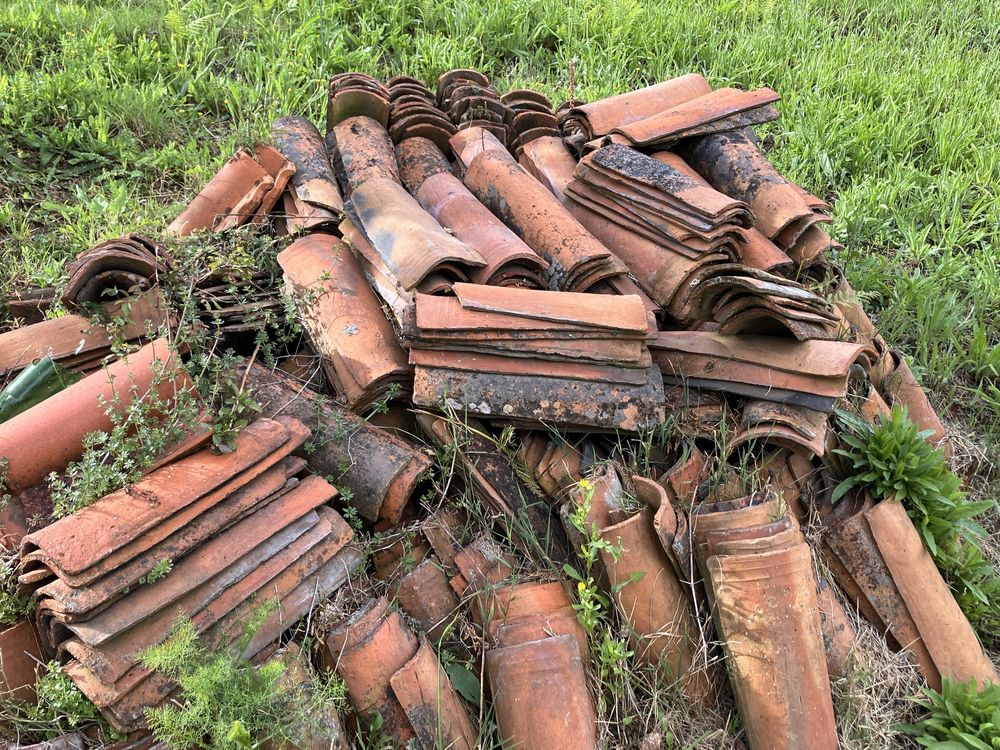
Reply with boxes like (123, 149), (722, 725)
(396, 136), (453, 192)
(325, 598), (419, 744)
(387, 74), (428, 89)
(0, 340), (193, 494)
(167, 150), (273, 236)
(598, 508), (712, 700)
(448, 126), (511, 169)
(328, 88), (391, 129)
(271, 116), (344, 214)
(250, 144), (297, 225)
(565, 73), (711, 139)
(706, 542), (838, 749)
(485, 633), (597, 750)
(245, 364), (430, 524)
(277, 232), (413, 412)
(612, 87), (780, 147)
(388, 638), (479, 750)
(678, 129), (814, 240)
(0, 619), (43, 702)
(500, 88), (553, 109)
(865, 500), (998, 689)
(345, 177), (486, 291)
(328, 115), (401, 195)
(389, 557), (460, 641)
(462, 150), (626, 291)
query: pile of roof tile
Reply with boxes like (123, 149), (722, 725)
(406, 283), (664, 431)
(2, 67), (994, 750)
(16, 417), (360, 732)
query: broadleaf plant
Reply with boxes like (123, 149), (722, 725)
(833, 406), (1000, 645)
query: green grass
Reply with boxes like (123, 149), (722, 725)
(2, 0), (999, 448)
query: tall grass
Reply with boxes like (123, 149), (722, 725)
(1, 0), (999, 447)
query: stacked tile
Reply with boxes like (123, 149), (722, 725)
(463, 568), (597, 750)
(277, 232), (412, 410)
(326, 71), (390, 129)
(396, 136), (549, 288)
(191, 271), (285, 335)
(500, 88), (561, 157)
(437, 68), (509, 143)
(454, 128), (628, 291)
(59, 234), (170, 309)
(517, 433), (592, 504)
(675, 263), (841, 339)
(686, 488), (839, 749)
(650, 331), (873, 412)
(407, 283), (665, 431)
(167, 145), (294, 235)
(726, 399), (830, 461)
(0, 290), (170, 378)
(680, 129), (837, 265)
(559, 73), (780, 151)
(386, 75), (455, 152)
(821, 493), (998, 691)
(16, 417), (362, 731)
(7, 286), (57, 324)
(271, 116), (344, 232)
(510, 131), (732, 309)
(325, 597), (478, 749)
(567, 144), (751, 260)
(244, 363), (431, 525)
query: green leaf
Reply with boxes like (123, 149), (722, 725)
(445, 663), (481, 708)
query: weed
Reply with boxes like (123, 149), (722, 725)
(0, 546), (34, 625)
(833, 406), (1000, 643)
(47, 352), (203, 518)
(563, 478), (636, 712)
(139, 605), (349, 750)
(0, 662), (105, 743)
(138, 557), (173, 585)
(899, 678), (1000, 749)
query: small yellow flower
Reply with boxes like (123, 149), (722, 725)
(577, 581), (586, 591)
(578, 478), (592, 491)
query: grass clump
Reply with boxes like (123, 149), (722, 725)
(899, 678), (1000, 749)
(140, 607), (348, 750)
(140, 612), (289, 750)
(833, 406), (1000, 644)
